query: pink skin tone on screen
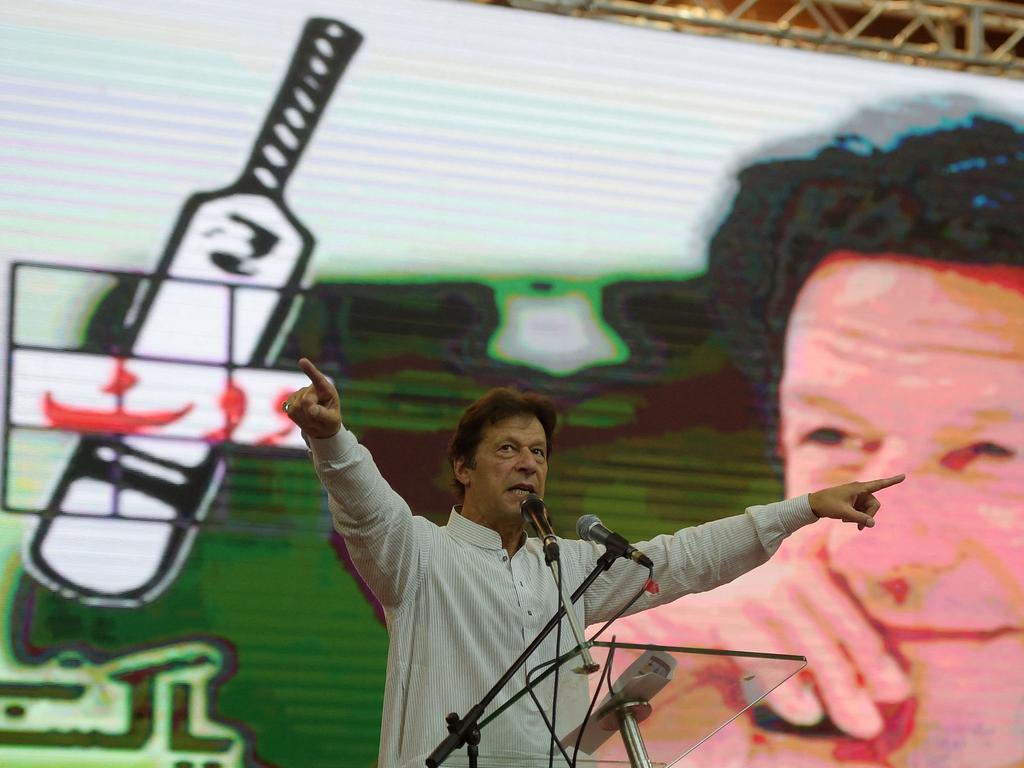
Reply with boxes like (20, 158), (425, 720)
(616, 253), (1024, 768)
(781, 253), (1024, 634)
(774, 253), (1024, 767)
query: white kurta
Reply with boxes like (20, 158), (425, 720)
(308, 429), (816, 768)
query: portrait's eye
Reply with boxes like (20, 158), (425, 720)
(531, 448), (546, 459)
(802, 427), (849, 446)
(973, 441), (1014, 459)
(941, 441), (1015, 471)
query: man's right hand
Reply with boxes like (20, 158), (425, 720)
(283, 358), (342, 439)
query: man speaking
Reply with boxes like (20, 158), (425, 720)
(283, 357), (903, 768)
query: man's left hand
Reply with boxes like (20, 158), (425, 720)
(809, 475), (905, 529)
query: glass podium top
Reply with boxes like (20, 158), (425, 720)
(442, 641), (805, 768)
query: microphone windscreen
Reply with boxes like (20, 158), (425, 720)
(576, 514), (601, 540)
(520, 493), (546, 519)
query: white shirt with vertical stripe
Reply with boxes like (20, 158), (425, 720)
(308, 429), (816, 768)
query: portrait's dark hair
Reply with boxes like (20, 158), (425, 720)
(706, 97), (1024, 454)
(447, 387), (558, 499)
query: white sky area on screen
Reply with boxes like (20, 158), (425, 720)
(1, 0), (1023, 281)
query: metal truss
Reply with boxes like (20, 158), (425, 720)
(466, 0), (1024, 77)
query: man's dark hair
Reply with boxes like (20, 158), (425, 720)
(447, 387), (558, 499)
(706, 98), (1024, 453)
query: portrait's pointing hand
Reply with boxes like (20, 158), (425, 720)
(283, 358), (342, 439)
(724, 562), (912, 740)
(809, 474), (905, 529)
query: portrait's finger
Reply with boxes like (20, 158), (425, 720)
(786, 610), (884, 737)
(775, 583), (883, 739)
(801, 578), (910, 703)
(740, 599), (825, 725)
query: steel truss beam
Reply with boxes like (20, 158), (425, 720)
(467, 0), (1024, 77)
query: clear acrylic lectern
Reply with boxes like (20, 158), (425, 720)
(440, 641), (806, 768)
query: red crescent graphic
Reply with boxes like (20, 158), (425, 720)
(43, 392), (194, 434)
(42, 357), (199, 436)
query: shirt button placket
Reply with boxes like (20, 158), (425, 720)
(506, 554), (523, 611)
(508, 556), (530, 636)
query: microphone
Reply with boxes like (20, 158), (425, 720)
(576, 515), (653, 568)
(521, 494), (559, 562)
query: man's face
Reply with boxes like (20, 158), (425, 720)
(455, 414), (549, 526)
(780, 254), (1024, 632)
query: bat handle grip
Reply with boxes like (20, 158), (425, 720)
(238, 18), (362, 195)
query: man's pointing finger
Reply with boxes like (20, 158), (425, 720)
(298, 357), (334, 399)
(860, 474), (906, 493)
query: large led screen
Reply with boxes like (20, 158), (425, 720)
(1, 0), (1022, 766)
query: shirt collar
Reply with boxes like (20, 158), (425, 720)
(446, 507), (526, 551)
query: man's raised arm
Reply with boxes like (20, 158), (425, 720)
(583, 474), (906, 626)
(284, 358), (427, 609)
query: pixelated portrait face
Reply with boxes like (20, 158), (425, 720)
(781, 254), (1024, 632)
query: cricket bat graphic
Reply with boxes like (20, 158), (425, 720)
(23, 18), (363, 607)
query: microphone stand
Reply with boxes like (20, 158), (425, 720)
(549, 559), (599, 674)
(425, 548), (620, 768)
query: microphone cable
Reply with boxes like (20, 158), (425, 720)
(524, 654), (574, 767)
